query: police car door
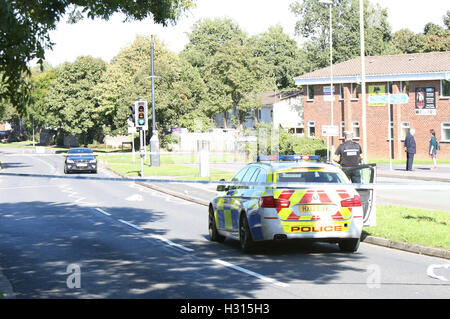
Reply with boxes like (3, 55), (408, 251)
(232, 166), (259, 231)
(219, 166), (249, 232)
(344, 164), (377, 226)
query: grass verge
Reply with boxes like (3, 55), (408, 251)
(364, 205), (450, 250)
(104, 162), (234, 180)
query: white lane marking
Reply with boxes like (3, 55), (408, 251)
(118, 219), (144, 231)
(213, 258), (289, 288)
(95, 208), (111, 216)
(150, 235), (194, 252)
(427, 264), (450, 282)
(126, 194), (143, 201)
(0, 185), (59, 190)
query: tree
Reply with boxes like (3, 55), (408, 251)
(27, 66), (59, 132)
(290, 0), (394, 72)
(391, 17), (450, 54)
(0, 0), (196, 112)
(248, 26), (304, 90)
(445, 11), (450, 30)
(96, 35), (211, 136)
(45, 56), (106, 145)
(202, 42), (272, 128)
(181, 18), (247, 69)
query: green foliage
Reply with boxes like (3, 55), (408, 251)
(0, 0), (196, 111)
(248, 26), (304, 89)
(45, 56), (107, 145)
(290, 0), (394, 71)
(246, 123), (327, 157)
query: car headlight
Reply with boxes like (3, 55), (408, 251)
(67, 159), (74, 163)
(89, 159), (97, 163)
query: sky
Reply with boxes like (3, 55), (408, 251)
(42, 0), (450, 67)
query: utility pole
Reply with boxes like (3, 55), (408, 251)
(150, 35), (160, 167)
(360, 0), (368, 163)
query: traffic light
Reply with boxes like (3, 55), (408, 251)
(128, 104), (136, 126)
(135, 100), (148, 129)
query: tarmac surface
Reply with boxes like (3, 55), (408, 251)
(1, 154), (449, 298)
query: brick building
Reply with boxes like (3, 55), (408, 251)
(294, 51), (450, 160)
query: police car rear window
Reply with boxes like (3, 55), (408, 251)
(276, 171), (346, 183)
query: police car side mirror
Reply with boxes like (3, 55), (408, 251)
(216, 179), (228, 192)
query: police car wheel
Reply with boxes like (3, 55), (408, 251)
(209, 206), (225, 242)
(338, 238), (360, 252)
(239, 214), (254, 253)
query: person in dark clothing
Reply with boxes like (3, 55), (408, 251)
(333, 131), (363, 183)
(404, 128), (416, 171)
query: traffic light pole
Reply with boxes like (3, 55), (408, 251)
(139, 127), (144, 177)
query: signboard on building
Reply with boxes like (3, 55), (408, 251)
(321, 125), (339, 137)
(415, 87), (436, 115)
(368, 85), (386, 106)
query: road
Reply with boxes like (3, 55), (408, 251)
(0, 147), (449, 299)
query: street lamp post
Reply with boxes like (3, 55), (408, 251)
(149, 35), (160, 167)
(359, 0), (368, 164)
(319, 0), (334, 161)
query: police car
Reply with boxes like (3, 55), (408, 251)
(208, 155), (376, 253)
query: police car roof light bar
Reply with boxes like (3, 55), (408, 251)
(256, 155), (321, 162)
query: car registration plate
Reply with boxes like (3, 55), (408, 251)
(297, 205), (334, 213)
(76, 163), (87, 167)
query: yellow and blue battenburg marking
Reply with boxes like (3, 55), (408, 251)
(215, 197), (239, 229)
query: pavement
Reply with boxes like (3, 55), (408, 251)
(376, 163), (450, 183)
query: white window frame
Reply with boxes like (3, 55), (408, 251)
(307, 85), (314, 101)
(401, 121), (410, 141)
(387, 121), (394, 141)
(441, 122), (450, 142)
(440, 80), (450, 98)
(352, 121), (360, 139)
(308, 121), (315, 137)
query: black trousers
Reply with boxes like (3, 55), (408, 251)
(406, 153), (415, 171)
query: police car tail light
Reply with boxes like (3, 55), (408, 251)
(340, 195), (362, 207)
(259, 196), (290, 208)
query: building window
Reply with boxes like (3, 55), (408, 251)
(350, 83), (360, 100)
(352, 121), (360, 139)
(289, 127), (304, 135)
(442, 122), (450, 141)
(401, 122), (410, 141)
(340, 121), (345, 139)
(400, 81), (410, 94)
(441, 80), (450, 98)
(388, 121), (394, 141)
(308, 121), (315, 137)
(339, 84), (344, 100)
(387, 81), (393, 94)
(307, 85), (314, 101)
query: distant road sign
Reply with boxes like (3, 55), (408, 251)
(368, 94), (409, 105)
(322, 125), (339, 137)
(389, 93), (409, 104)
(368, 95), (388, 104)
